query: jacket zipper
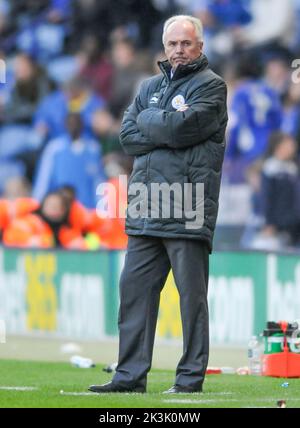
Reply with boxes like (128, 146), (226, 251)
(145, 77), (172, 213)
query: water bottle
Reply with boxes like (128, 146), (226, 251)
(70, 355), (95, 368)
(103, 362), (118, 373)
(248, 336), (262, 375)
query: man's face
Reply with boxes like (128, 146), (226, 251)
(164, 20), (203, 69)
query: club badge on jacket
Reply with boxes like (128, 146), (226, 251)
(172, 95), (185, 110)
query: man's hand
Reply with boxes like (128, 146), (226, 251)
(176, 104), (189, 112)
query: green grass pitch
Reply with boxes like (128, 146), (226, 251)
(0, 360), (300, 408)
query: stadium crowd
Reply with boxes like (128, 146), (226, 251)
(0, 0), (300, 251)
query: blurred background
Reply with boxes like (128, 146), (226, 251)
(1, 0), (300, 251)
(0, 0), (300, 251)
(1, 0), (300, 363)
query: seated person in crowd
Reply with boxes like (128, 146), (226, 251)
(1, 53), (51, 125)
(2, 190), (86, 249)
(0, 196), (39, 237)
(59, 182), (128, 250)
(1, 182), (128, 250)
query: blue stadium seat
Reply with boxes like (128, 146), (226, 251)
(0, 125), (33, 159)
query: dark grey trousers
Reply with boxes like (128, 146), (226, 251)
(112, 235), (209, 390)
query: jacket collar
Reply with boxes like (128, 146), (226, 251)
(158, 54), (209, 82)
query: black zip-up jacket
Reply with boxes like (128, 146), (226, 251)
(119, 54), (228, 251)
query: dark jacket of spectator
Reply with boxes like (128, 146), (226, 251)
(261, 157), (300, 235)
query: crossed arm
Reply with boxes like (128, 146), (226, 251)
(119, 79), (227, 156)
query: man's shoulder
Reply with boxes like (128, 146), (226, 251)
(140, 74), (164, 91)
(194, 67), (226, 88)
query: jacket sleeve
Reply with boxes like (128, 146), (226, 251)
(136, 79), (227, 149)
(119, 82), (157, 156)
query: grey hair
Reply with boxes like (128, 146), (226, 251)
(162, 15), (204, 45)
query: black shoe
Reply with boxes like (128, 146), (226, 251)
(88, 381), (145, 394)
(163, 385), (202, 394)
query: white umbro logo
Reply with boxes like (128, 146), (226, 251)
(150, 96), (158, 103)
(150, 93), (159, 104)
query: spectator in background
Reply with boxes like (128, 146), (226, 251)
(71, 0), (160, 49)
(239, 160), (265, 248)
(2, 190), (85, 248)
(70, 0), (115, 47)
(91, 109), (126, 161)
(91, 106), (134, 216)
(9, 0), (70, 63)
(57, 184), (102, 250)
(9, 0), (50, 19)
(225, 53), (282, 181)
(1, 53), (51, 124)
(0, 177), (38, 238)
(0, 181), (126, 251)
(0, 54), (51, 184)
(2, 176), (32, 199)
(58, 184), (92, 231)
(91, 154), (129, 250)
(33, 75), (105, 144)
(263, 53), (292, 98)
(33, 112), (106, 208)
(0, 0), (10, 38)
(251, 132), (300, 249)
(47, 0), (72, 22)
(234, 0), (295, 51)
(292, 0), (300, 55)
(109, 38), (149, 120)
(58, 183), (128, 250)
(190, 0), (252, 62)
(281, 82), (300, 145)
(77, 34), (113, 101)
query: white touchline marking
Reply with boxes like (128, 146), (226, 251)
(163, 397), (300, 404)
(245, 407), (269, 409)
(59, 390), (146, 396)
(204, 392), (233, 395)
(163, 399), (221, 404)
(59, 391), (101, 396)
(160, 391), (233, 396)
(0, 386), (38, 391)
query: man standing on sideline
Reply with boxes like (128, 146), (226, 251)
(89, 15), (228, 394)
